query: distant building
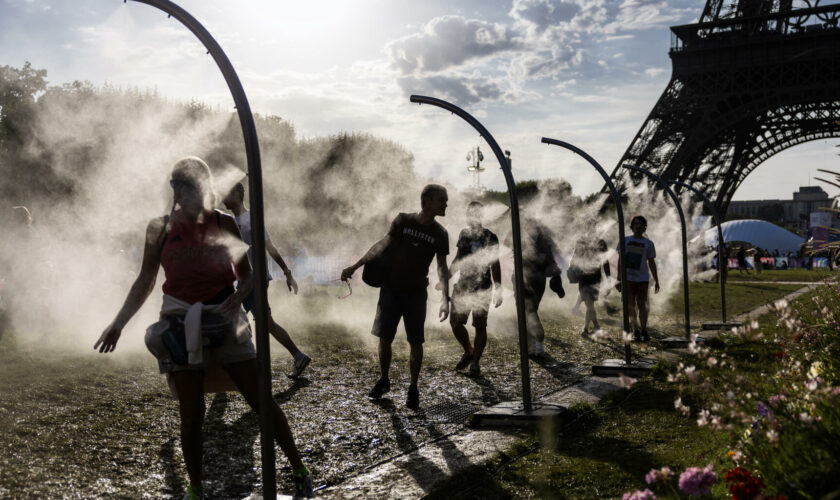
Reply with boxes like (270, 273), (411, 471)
(726, 186), (834, 236)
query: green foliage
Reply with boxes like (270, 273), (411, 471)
(0, 62), (419, 254)
(669, 280), (840, 499)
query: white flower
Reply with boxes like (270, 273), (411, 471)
(619, 375), (637, 389)
(706, 357), (718, 367)
(697, 409), (710, 426)
(800, 412), (815, 424)
(806, 379), (818, 391)
(766, 430), (779, 444)
(675, 397), (690, 416)
(688, 341), (701, 354)
(808, 361), (823, 379)
(774, 299), (788, 309)
(684, 366), (699, 383)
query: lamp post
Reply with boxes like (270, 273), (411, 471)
(466, 146), (485, 191)
(621, 164), (692, 342)
(411, 95), (563, 424)
(668, 180), (741, 330)
(125, 1), (276, 496)
(542, 139), (652, 376)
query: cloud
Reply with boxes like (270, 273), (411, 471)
(396, 74), (505, 106)
(387, 15), (519, 75)
(509, 0), (582, 33)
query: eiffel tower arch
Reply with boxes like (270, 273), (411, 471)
(612, 0), (840, 215)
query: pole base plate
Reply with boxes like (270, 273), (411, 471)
(592, 358), (655, 377)
(660, 336), (706, 348)
(701, 321), (742, 331)
(470, 401), (565, 427)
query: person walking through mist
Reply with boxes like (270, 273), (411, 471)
(616, 215), (659, 342)
(340, 184), (450, 409)
(223, 181), (311, 378)
(504, 214), (565, 359)
(569, 236), (610, 338)
(94, 157), (312, 499)
(449, 201), (502, 377)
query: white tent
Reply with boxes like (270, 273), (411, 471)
(702, 219), (804, 253)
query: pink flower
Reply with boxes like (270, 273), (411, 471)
(678, 465), (717, 496)
(645, 466), (673, 485)
(619, 375), (638, 389)
(622, 488), (657, 500)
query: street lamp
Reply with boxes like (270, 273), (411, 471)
(125, 1), (276, 496)
(621, 164), (692, 344)
(466, 146), (485, 191)
(411, 95), (563, 425)
(541, 138), (653, 376)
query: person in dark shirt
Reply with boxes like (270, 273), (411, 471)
(341, 184), (450, 409)
(504, 214), (564, 358)
(449, 201), (502, 377)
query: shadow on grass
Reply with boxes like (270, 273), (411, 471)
(426, 383), (710, 499)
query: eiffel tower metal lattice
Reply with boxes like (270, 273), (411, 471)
(612, 0), (840, 215)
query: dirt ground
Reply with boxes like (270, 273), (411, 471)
(0, 285), (714, 498)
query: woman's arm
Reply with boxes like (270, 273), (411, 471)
(94, 217), (165, 353)
(218, 213), (253, 317)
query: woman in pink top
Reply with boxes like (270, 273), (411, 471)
(94, 157), (312, 499)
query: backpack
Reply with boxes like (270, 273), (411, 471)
(362, 215), (403, 287)
(361, 244), (394, 288)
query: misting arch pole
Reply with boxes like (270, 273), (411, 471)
(126, 1), (276, 496)
(541, 138), (632, 366)
(410, 95), (533, 409)
(622, 164), (691, 340)
(668, 180), (728, 324)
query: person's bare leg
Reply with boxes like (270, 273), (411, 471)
(268, 317), (299, 356)
(379, 338), (393, 379)
(638, 290), (650, 331)
(409, 343), (423, 386)
(171, 370), (206, 491)
(224, 359), (304, 470)
(449, 321), (473, 355)
(627, 289), (640, 331)
(584, 297), (598, 330)
(472, 326), (487, 363)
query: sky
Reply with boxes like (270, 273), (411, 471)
(1, 0), (838, 201)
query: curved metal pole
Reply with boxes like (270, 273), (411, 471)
(410, 95), (532, 408)
(541, 138), (632, 365)
(126, 1), (276, 496)
(622, 164), (691, 339)
(668, 180), (727, 323)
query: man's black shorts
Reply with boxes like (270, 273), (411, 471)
(450, 285), (491, 328)
(371, 286), (427, 344)
(241, 282), (272, 315)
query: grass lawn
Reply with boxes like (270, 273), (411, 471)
(428, 280), (827, 499)
(722, 268), (835, 282)
(666, 281), (804, 324)
(427, 378), (731, 499)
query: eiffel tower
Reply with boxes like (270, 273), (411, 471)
(612, 0), (840, 215)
